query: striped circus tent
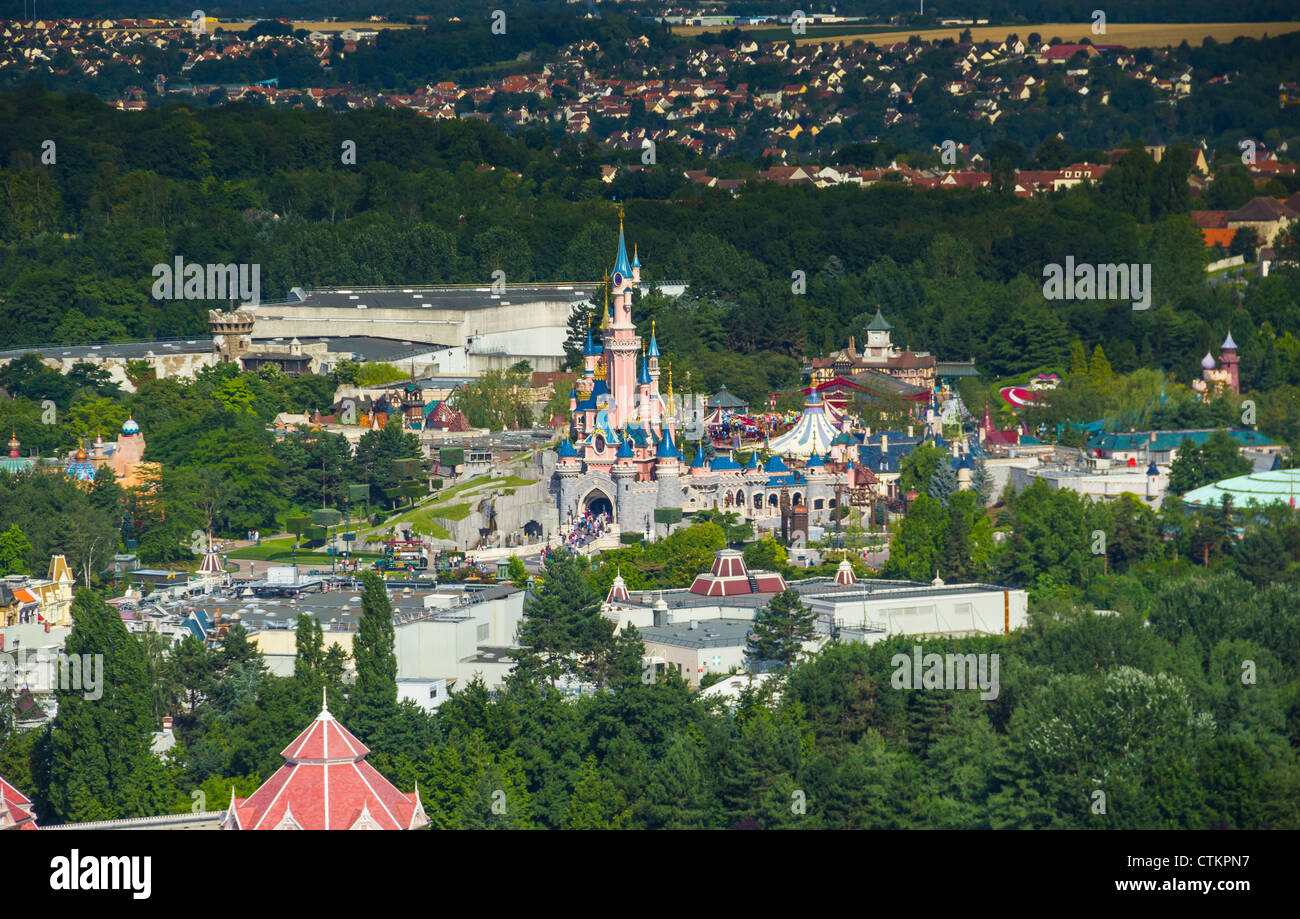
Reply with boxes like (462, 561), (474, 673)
(767, 390), (840, 459)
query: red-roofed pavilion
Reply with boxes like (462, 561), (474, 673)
(221, 692), (428, 830)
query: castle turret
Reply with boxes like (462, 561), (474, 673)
(956, 453), (972, 491)
(1219, 331), (1239, 394)
(638, 344), (653, 424)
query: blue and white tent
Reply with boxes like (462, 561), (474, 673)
(767, 390), (840, 459)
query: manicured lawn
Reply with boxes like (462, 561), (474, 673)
(226, 539), (378, 563)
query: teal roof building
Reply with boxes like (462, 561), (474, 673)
(1183, 468), (1300, 510)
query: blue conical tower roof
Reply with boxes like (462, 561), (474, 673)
(631, 244), (640, 269)
(648, 321), (659, 357)
(690, 446), (707, 467)
(613, 212), (633, 279)
(638, 347), (652, 385)
(583, 323), (601, 356)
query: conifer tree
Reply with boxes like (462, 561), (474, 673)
(746, 588), (817, 670)
(36, 589), (164, 822)
(971, 456), (994, 506)
(928, 462), (958, 505)
(563, 755), (631, 829)
(347, 570), (398, 740)
(514, 548), (609, 687)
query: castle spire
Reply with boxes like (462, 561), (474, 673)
(638, 342), (652, 385)
(648, 320), (659, 357)
(613, 206), (632, 279)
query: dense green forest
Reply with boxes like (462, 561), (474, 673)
(3, 539), (1296, 829)
(4, 87), (1300, 409)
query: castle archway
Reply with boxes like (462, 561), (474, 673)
(582, 489), (614, 521)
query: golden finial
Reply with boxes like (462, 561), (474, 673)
(667, 363), (674, 402)
(617, 202), (625, 228)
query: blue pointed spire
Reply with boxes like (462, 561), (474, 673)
(648, 320), (659, 358)
(638, 347), (652, 385)
(583, 323), (600, 356)
(631, 244), (640, 269)
(612, 207), (632, 280)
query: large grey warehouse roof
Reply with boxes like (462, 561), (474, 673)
(258, 336), (452, 362)
(250, 283), (599, 312)
(0, 338), (213, 361)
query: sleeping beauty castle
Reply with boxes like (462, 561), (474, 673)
(553, 212), (880, 534)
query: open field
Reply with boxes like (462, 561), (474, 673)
(675, 21), (1300, 48)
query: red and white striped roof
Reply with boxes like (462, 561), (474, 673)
(606, 571), (631, 604)
(222, 695), (427, 830)
(689, 549), (752, 596)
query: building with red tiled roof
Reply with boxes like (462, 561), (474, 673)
(0, 775), (38, 830)
(221, 694), (428, 830)
(1191, 210), (1236, 247)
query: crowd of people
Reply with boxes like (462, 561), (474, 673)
(546, 509), (610, 556)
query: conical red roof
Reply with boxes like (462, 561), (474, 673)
(0, 774), (37, 830)
(223, 695), (427, 830)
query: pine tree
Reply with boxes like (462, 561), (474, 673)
(607, 624), (647, 692)
(928, 462), (958, 505)
(1088, 343), (1112, 384)
(1068, 339), (1089, 378)
(347, 570), (398, 741)
(971, 457), (994, 506)
(562, 300), (599, 372)
(294, 612), (324, 685)
(746, 588), (817, 670)
(36, 589), (163, 823)
(514, 548), (609, 687)
(640, 734), (712, 829)
(562, 755), (631, 829)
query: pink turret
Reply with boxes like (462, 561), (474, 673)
(1219, 331), (1239, 394)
